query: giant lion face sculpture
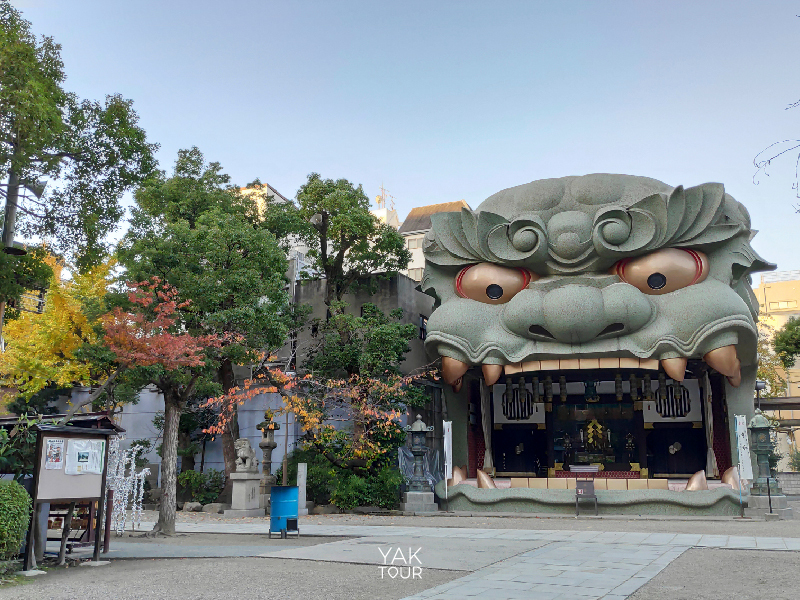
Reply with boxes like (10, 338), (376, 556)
(422, 174), (773, 391)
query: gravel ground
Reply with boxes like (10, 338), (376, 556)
(631, 548), (800, 600)
(1, 557), (460, 600)
(161, 505), (800, 538)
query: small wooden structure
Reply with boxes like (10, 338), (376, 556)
(22, 424), (118, 571)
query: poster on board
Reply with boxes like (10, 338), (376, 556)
(45, 438), (65, 470)
(65, 439), (105, 475)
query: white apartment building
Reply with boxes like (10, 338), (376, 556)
(397, 201), (470, 281)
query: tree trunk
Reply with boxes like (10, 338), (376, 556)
(2, 167), (20, 248)
(154, 393), (181, 536)
(0, 168), (20, 345)
(217, 359), (239, 503)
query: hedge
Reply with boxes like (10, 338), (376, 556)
(0, 479), (32, 560)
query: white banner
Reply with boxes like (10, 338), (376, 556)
(735, 415), (753, 481)
(443, 421), (452, 480)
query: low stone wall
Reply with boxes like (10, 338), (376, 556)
(434, 481), (744, 516)
(778, 472), (800, 496)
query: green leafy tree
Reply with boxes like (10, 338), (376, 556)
(0, 246), (52, 319)
(307, 302), (417, 378)
(774, 317), (800, 373)
(0, 414), (41, 480)
(757, 324), (787, 397)
(0, 1), (158, 269)
(119, 148), (290, 484)
(261, 173), (411, 306)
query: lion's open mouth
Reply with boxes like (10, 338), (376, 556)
(439, 345), (741, 393)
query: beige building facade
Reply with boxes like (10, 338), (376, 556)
(752, 270), (800, 470)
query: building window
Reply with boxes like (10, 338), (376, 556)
(769, 300), (798, 310)
(407, 237), (423, 250)
(419, 315), (428, 340)
(408, 268), (424, 281)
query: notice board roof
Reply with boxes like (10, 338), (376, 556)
(0, 411), (124, 433)
(34, 424), (119, 436)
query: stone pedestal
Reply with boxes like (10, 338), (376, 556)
(400, 491), (438, 513)
(745, 494), (794, 520)
(297, 462), (308, 516)
(224, 472), (266, 517)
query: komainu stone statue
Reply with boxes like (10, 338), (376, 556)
(234, 438), (257, 473)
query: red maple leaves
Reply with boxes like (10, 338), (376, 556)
(103, 278), (222, 370)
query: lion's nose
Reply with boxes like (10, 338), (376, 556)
(502, 282), (652, 344)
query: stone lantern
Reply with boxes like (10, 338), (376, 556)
(406, 415), (434, 492)
(748, 410), (778, 496)
(256, 412), (279, 506)
(400, 415), (438, 512)
(747, 409), (793, 520)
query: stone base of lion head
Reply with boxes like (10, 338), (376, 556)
(234, 438), (258, 473)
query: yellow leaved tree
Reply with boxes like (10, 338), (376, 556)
(0, 257), (115, 400)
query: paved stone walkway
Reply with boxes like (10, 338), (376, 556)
(99, 521), (799, 599)
(401, 541), (689, 600)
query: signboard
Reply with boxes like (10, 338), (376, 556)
(443, 421), (452, 480)
(735, 415), (753, 480)
(36, 434), (108, 502)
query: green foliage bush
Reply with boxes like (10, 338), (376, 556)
(329, 466), (403, 510)
(177, 469), (225, 505)
(275, 447), (338, 505)
(0, 479), (32, 560)
(276, 447), (404, 509)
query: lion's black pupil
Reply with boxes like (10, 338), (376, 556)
(647, 273), (667, 290)
(486, 284), (504, 299)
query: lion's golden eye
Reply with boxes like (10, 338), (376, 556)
(455, 263), (537, 304)
(611, 248), (709, 295)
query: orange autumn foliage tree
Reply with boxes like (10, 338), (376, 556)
(103, 278), (224, 536)
(103, 279), (220, 371)
(205, 363), (431, 476)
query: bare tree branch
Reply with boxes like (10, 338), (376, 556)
(57, 368), (121, 425)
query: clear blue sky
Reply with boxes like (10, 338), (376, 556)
(13, 0), (800, 273)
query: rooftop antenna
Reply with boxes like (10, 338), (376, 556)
(375, 183), (395, 211)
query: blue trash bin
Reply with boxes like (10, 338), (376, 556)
(269, 485), (299, 537)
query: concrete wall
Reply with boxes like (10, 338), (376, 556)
(294, 273), (435, 375)
(65, 388), (301, 487)
(778, 472), (800, 495)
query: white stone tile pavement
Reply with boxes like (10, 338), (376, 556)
(399, 541), (691, 600)
(139, 521), (800, 552)
(136, 521), (800, 599)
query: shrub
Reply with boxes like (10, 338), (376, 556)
(274, 447), (339, 505)
(276, 447), (405, 509)
(788, 447), (800, 472)
(177, 469), (225, 505)
(367, 465), (403, 509)
(329, 466), (403, 510)
(0, 479), (32, 560)
(330, 473), (369, 511)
